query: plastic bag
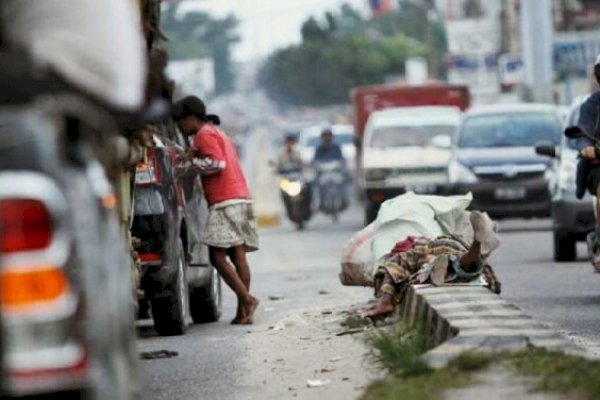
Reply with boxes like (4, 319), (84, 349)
(339, 222), (377, 287)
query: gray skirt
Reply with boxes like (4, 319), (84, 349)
(203, 203), (259, 252)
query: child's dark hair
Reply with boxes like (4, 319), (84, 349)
(172, 96), (221, 125)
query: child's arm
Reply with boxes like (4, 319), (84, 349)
(192, 156), (226, 176)
(191, 132), (226, 176)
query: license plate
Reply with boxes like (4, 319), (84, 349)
(494, 187), (526, 200)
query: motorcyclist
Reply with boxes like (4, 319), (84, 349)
(277, 134), (303, 173)
(312, 126), (349, 210)
(573, 55), (600, 269)
(313, 127), (345, 164)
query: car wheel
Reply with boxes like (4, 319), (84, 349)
(151, 240), (189, 336)
(553, 230), (576, 262)
(189, 266), (222, 323)
(365, 200), (379, 225)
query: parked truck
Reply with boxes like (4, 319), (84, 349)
(351, 84), (471, 224)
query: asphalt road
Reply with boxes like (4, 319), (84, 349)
(137, 205), (600, 400)
(137, 206), (372, 400)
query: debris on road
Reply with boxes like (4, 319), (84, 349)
(318, 290), (330, 295)
(140, 350), (179, 360)
(269, 294), (285, 301)
(268, 322), (285, 331)
(306, 379), (332, 388)
(328, 356), (343, 363)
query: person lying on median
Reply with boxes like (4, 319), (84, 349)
(173, 96), (259, 325)
(366, 211), (501, 320)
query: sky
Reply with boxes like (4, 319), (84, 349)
(180, 0), (369, 61)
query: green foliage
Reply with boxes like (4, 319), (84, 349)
(365, 325), (431, 377)
(260, 1), (447, 106)
(512, 348), (600, 399)
(161, 2), (239, 94)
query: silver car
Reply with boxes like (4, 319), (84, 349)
(536, 95), (596, 261)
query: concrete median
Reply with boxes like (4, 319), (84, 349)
(244, 129), (281, 228)
(400, 285), (584, 368)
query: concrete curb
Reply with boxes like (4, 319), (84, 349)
(400, 284), (584, 368)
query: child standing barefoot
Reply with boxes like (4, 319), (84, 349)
(173, 96), (259, 324)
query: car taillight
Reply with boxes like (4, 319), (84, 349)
(136, 148), (162, 185)
(0, 199), (53, 253)
(0, 173), (85, 395)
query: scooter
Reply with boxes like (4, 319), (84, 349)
(279, 168), (312, 230)
(315, 160), (349, 223)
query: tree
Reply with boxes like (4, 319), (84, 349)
(161, 2), (239, 95)
(259, 2), (444, 106)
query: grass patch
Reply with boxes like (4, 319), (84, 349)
(512, 348), (600, 399)
(363, 326), (494, 400)
(365, 325), (430, 377)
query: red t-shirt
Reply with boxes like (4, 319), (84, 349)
(192, 125), (251, 206)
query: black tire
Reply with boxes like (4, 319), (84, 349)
(189, 266), (222, 323)
(295, 220), (305, 230)
(151, 240), (189, 336)
(553, 230), (576, 262)
(365, 200), (379, 226)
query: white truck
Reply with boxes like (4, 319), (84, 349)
(361, 106), (462, 223)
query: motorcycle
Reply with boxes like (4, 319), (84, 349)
(315, 160), (349, 222)
(279, 168), (312, 230)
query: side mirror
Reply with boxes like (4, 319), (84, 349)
(430, 134), (452, 149)
(565, 125), (584, 139)
(535, 141), (557, 158)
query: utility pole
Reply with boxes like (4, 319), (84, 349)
(520, 0), (554, 102)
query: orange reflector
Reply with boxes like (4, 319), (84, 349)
(1, 267), (69, 310)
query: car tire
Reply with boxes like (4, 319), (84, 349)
(553, 230), (576, 262)
(365, 200), (379, 226)
(151, 240), (189, 336)
(189, 266), (222, 323)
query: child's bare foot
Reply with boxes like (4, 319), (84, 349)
(238, 296), (259, 325)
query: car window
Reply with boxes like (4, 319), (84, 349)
(368, 124), (456, 148)
(458, 112), (561, 148)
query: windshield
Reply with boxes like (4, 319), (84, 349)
(368, 125), (456, 148)
(458, 112), (561, 148)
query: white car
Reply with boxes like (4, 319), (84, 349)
(297, 125), (356, 166)
(361, 106), (462, 223)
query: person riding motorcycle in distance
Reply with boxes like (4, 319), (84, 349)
(277, 134), (303, 174)
(573, 55), (600, 269)
(313, 126), (345, 163)
(312, 126), (350, 209)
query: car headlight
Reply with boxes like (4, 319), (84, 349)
(448, 160), (477, 184)
(365, 169), (388, 181)
(557, 159), (576, 191)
